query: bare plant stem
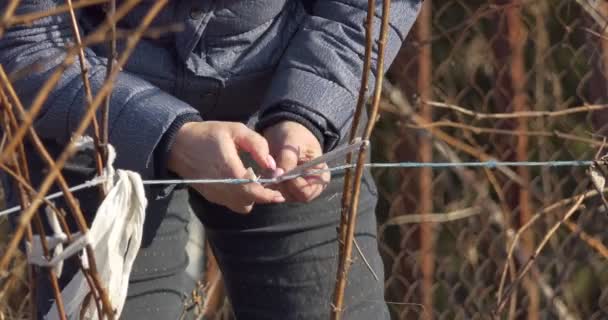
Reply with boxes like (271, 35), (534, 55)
(65, 0), (105, 183)
(0, 0), (143, 163)
(332, 0), (391, 318)
(334, 0), (375, 314)
(0, 71), (111, 318)
(2, 0), (108, 29)
(495, 195), (585, 314)
(0, 3), (167, 318)
(0, 0), (22, 37)
(0, 101), (67, 320)
(101, 0), (117, 166)
(416, 1), (434, 317)
(426, 101), (608, 120)
(337, 0), (376, 259)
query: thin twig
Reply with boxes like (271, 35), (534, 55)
(0, 4), (168, 317)
(384, 207), (482, 225)
(332, 0), (391, 318)
(405, 120), (606, 147)
(65, 0), (106, 195)
(581, 26), (608, 42)
(426, 101), (608, 120)
(0, 0), (22, 38)
(0, 0), (144, 163)
(0, 102), (68, 320)
(333, 0), (376, 315)
(495, 187), (605, 305)
(495, 195), (586, 314)
(101, 0), (118, 166)
(574, 0), (608, 28)
(0, 69), (112, 318)
(381, 84), (526, 187)
(2, 0), (109, 28)
(563, 220), (608, 259)
(353, 239), (379, 282)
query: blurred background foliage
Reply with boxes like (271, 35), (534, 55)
(2, 0), (608, 319)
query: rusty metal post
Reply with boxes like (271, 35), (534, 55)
(417, 1), (434, 319)
(506, 2), (539, 319)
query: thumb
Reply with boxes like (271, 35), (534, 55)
(275, 145), (299, 173)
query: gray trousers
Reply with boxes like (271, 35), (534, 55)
(124, 170), (388, 319)
(14, 145), (388, 319)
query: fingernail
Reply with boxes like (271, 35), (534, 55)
(272, 168), (285, 178)
(266, 155), (277, 170)
(244, 167), (256, 179)
(274, 195), (286, 202)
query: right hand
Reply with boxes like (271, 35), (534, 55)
(167, 121), (285, 214)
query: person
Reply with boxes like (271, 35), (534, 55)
(0, 0), (421, 318)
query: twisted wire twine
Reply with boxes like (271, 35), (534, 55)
(0, 159), (601, 217)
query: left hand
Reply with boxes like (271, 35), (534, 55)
(263, 121), (330, 202)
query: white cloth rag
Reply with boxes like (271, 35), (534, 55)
(27, 138), (147, 320)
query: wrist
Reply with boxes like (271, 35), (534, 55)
(257, 112), (324, 148)
(262, 120), (323, 153)
(165, 120), (200, 177)
(255, 104), (339, 151)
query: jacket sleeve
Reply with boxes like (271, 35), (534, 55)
(256, 0), (421, 150)
(0, 0), (201, 179)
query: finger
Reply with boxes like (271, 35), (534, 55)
(286, 176), (320, 202)
(219, 131), (253, 179)
(273, 147), (300, 201)
(272, 167), (284, 178)
(231, 123), (276, 170)
(220, 139), (285, 205)
(302, 162), (331, 197)
(242, 182), (286, 204)
(302, 162), (331, 187)
(286, 163), (330, 202)
(240, 168), (285, 204)
(224, 168), (257, 214)
(275, 145), (299, 170)
(227, 202), (253, 215)
(192, 185), (255, 214)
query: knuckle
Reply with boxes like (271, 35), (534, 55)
(228, 199), (252, 213)
(257, 137), (269, 149)
(232, 206), (249, 214)
(288, 186), (308, 202)
(234, 122), (248, 132)
(279, 151), (298, 165)
(240, 186), (258, 202)
(212, 131), (230, 144)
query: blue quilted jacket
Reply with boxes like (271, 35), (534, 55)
(0, 0), (421, 179)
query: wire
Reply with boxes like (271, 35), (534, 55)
(0, 159), (598, 217)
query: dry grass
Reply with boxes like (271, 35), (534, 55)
(0, 185), (30, 320)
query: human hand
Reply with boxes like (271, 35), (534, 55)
(263, 121), (330, 202)
(168, 121), (285, 214)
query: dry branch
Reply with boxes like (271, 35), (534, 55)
(333, 0), (376, 315)
(426, 101), (608, 120)
(406, 121), (606, 147)
(1, 0), (109, 28)
(0, 67), (114, 318)
(332, 0), (391, 318)
(380, 81), (528, 187)
(563, 220), (608, 259)
(65, 0), (105, 181)
(0, 0), (145, 164)
(496, 195), (586, 314)
(0, 2), (167, 318)
(383, 207), (482, 225)
(0, 90), (68, 320)
(575, 0), (608, 29)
